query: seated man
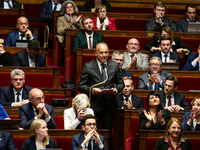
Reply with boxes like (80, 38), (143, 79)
(71, 114), (107, 150)
(0, 131), (17, 150)
(122, 38), (149, 70)
(138, 56), (172, 90)
(116, 77), (144, 109)
(73, 17), (105, 53)
(183, 43), (200, 70)
(13, 40), (46, 67)
(0, 69), (32, 107)
(19, 88), (56, 129)
(176, 4), (200, 32)
(5, 16), (37, 47)
(0, 0), (21, 9)
(159, 75), (191, 112)
(144, 1), (176, 32)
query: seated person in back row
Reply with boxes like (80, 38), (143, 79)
(13, 40), (46, 67)
(82, 0), (111, 12)
(5, 16), (37, 47)
(0, 131), (17, 150)
(0, 0), (21, 9)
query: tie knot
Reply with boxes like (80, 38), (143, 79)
(101, 63), (106, 69)
(167, 95), (171, 99)
(17, 92), (20, 95)
(89, 36), (92, 39)
(164, 54), (168, 57)
(125, 98), (128, 102)
(130, 54), (134, 59)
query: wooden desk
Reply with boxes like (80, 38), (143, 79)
(0, 9), (25, 16)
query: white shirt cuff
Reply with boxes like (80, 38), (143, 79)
(187, 121), (191, 126)
(45, 116), (51, 122)
(99, 144), (104, 149)
(191, 61), (197, 67)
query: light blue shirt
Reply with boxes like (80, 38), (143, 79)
(51, 0), (61, 11)
(3, 0), (13, 9)
(28, 54), (35, 67)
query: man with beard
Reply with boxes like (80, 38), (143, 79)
(122, 38), (149, 70)
(73, 17), (105, 54)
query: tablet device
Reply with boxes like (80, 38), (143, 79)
(51, 99), (70, 107)
(188, 22), (200, 33)
(16, 40), (29, 47)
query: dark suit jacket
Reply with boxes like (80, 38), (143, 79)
(159, 91), (191, 109)
(143, 35), (192, 53)
(0, 131), (17, 150)
(182, 112), (200, 131)
(121, 69), (134, 86)
(176, 17), (200, 32)
(116, 94), (144, 109)
(183, 53), (199, 70)
(144, 17), (176, 32)
(39, 0), (63, 25)
(73, 31), (105, 53)
(138, 71), (172, 90)
(0, 0), (21, 9)
(154, 138), (193, 150)
(19, 102), (56, 129)
(21, 137), (57, 150)
(82, 1), (111, 12)
(78, 59), (124, 113)
(71, 132), (107, 150)
(0, 84), (32, 106)
(4, 30), (37, 47)
(13, 49), (46, 67)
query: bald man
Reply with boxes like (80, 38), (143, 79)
(5, 16), (37, 47)
(122, 38), (149, 70)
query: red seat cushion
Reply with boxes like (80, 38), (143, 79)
(57, 137), (72, 150)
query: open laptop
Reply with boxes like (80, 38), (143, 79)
(188, 22), (200, 33)
(51, 99), (70, 107)
(16, 40), (29, 47)
(0, 119), (21, 129)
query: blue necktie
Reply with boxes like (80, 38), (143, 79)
(164, 54), (168, 63)
(101, 63), (106, 81)
(6, 1), (12, 9)
(88, 139), (92, 150)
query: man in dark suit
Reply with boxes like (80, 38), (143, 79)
(183, 43), (200, 71)
(0, 131), (17, 150)
(19, 88), (56, 129)
(150, 36), (181, 69)
(0, 69), (32, 107)
(176, 4), (200, 32)
(5, 16), (37, 47)
(71, 114), (106, 150)
(144, 1), (176, 32)
(138, 56), (172, 90)
(73, 17), (105, 53)
(116, 77), (144, 109)
(159, 75), (191, 112)
(13, 40), (46, 67)
(0, 0), (21, 9)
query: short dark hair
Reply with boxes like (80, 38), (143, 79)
(81, 114), (96, 125)
(146, 91), (164, 111)
(0, 35), (4, 40)
(28, 40), (41, 52)
(185, 3), (197, 12)
(165, 75), (178, 87)
(154, 1), (166, 9)
(159, 36), (171, 44)
(82, 17), (93, 26)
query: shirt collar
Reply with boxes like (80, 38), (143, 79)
(13, 87), (23, 95)
(96, 58), (107, 67)
(85, 32), (94, 38)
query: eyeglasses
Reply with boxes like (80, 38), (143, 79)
(85, 123), (97, 127)
(35, 96), (45, 101)
(149, 63), (161, 66)
(128, 43), (139, 46)
(12, 78), (24, 82)
(99, 10), (106, 14)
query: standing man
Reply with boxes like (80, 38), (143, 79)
(116, 77), (144, 109)
(19, 88), (56, 129)
(144, 1), (176, 32)
(73, 17), (105, 53)
(0, 0), (21, 9)
(0, 69), (32, 107)
(122, 38), (149, 70)
(5, 16), (37, 47)
(138, 56), (172, 90)
(176, 4), (200, 32)
(13, 40), (46, 67)
(159, 75), (191, 112)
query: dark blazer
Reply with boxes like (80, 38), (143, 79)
(19, 102), (56, 129)
(0, 84), (32, 106)
(21, 137), (57, 150)
(143, 35), (192, 53)
(0, 51), (14, 66)
(0, 131), (17, 150)
(182, 112), (200, 131)
(39, 0), (63, 25)
(138, 71), (172, 90)
(0, 0), (21, 9)
(139, 109), (171, 130)
(176, 17), (200, 32)
(121, 69), (134, 86)
(4, 30), (37, 47)
(82, 0), (111, 12)
(116, 94), (144, 109)
(73, 30), (105, 53)
(71, 132), (107, 150)
(183, 53), (199, 70)
(13, 49), (46, 67)
(159, 91), (191, 110)
(78, 59), (124, 113)
(154, 138), (193, 150)
(144, 17), (176, 32)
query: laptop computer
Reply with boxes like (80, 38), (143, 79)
(0, 119), (21, 129)
(16, 40), (29, 47)
(188, 22), (200, 33)
(51, 99), (70, 107)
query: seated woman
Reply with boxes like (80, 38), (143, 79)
(154, 118), (193, 150)
(82, 0), (111, 12)
(57, 0), (83, 44)
(182, 98), (200, 131)
(64, 94), (94, 129)
(21, 119), (57, 150)
(143, 26), (192, 55)
(139, 91), (171, 129)
(93, 4), (116, 30)
(0, 104), (9, 119)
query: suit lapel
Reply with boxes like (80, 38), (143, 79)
(24, 49), (29, 66)
(92, 60), (102, 81)
(93, 32), (97, 48)
(10, 86), (15, 103)
(82, 32), (88, 48)
(0, 132), (2, 149)
(49, 0), (53, 14)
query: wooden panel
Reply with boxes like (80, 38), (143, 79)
(0, 9), (25, 16)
